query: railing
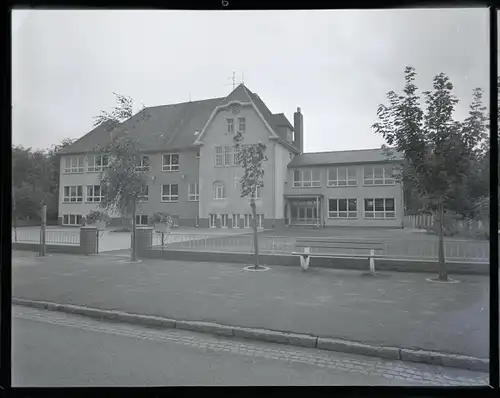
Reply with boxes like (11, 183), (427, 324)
(151, 233), (489, 263)
(12, 229), (80, 246)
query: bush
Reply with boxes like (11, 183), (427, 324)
(152, 212), (173, 224)
(86, 210), (110, 224)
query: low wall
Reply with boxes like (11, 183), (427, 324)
(141, 249), (489, 275)
(12, 242), (84, 255)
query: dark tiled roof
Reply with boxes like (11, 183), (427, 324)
(60, 84), (299, 155)
(288, 148), (404, 168)
(272, 113), (294, 131)
(60, 97), (224, 155)
(59, 120), (117, 155)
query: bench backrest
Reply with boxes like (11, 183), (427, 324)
(296, 238), (383, 252)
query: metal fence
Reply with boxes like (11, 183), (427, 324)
(12, 228), (80, 246)
(151, 233), (489, 263)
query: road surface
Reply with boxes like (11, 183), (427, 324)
(12, 306), (488, 387)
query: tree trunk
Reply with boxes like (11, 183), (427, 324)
(250, 198), (260, 269)
(437, 201), (447, 281)
(131, 202), (137, 262)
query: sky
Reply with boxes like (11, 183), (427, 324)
(12, 8), (489, 153)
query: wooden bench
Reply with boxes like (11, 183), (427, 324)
(292, 238), (384, 273)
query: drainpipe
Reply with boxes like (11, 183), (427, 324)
(272, 142), (276, 227)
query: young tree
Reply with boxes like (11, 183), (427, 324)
(92, 93), (149, 262)
(233, 130), (267, 270)
(372, 67), (484, 281)
(95, 136), (148, 261)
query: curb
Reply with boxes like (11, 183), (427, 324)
(12, 298), (488, 372)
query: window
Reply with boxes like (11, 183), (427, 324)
(233, 145), (240, 165)
(161, 184), (179, 202)
(328, 198), (358, 218)
(136, 155), (150, 171)
(214, 181), (226, 200)
(328, 167), (357, 187)
(227, 118), (234, 134)
(63, 186), (83, 202)
(248, 185), (261, 200)
(231, 214), (239, 228)
(162, 153), (179, 171)
(139, 184), (149, 201)
(86, 185), (104, 202)
(135, 215), (149, 226)
(244, 214), (252, 228)
(215, 146), (223, 167)
(63, 214), (83, 226)
(364, 165), (395, 185)
(87, 155), (109, 172)
(221, 214), (228, 228)
(238, 117), (246, 133)
(364, 198), (396, 219)
(293, 168), (321, 187)
(188, 183), (199, 201)
(256, 214), (264, 228)
(223, 146), (231, 166)
(64, 156), (84, 173)
(209, 214), (217, 228)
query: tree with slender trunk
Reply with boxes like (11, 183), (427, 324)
(233, 131), (267, 270)
(372, 67), (487, 281)
(92, 93), (149, 262)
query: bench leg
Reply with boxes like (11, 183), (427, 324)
(300, 247), (311, 271)
(369, 249), (375, 274)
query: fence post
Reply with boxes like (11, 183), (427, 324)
(369, 249), (375, 274)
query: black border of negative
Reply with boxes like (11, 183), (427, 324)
(1, 2), (498, 398)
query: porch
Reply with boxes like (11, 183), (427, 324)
(284, 194), (324, 227)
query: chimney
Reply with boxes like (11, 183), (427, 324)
(293, 107), (303, 154)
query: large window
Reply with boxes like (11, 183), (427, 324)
(161, 184), (179, 202)
(221, 214), (228, 228)
(86, 185), (104, 203)
(214, 181), (226, 200)
(328, 198), (357, 218)
(363, 165), (394, 185)
(293, 168), (321, 187)
(364, 198), (395, 219)
(63, 214), (83, 226)
(215, 145), (241, 167)
(209, 213), (217, 228)
(139, 184), (149, 202)
(136, 155), (150, 171)
(64, 156), (84, 173)
(328, 167), (357, 187)
(162, 153), (179, 172)
(87, 154), (109, 172)
(188, 183), (199, 201)
(63, 186), (83, 202)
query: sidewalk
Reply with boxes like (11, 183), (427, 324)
(12, 251), (489, 359)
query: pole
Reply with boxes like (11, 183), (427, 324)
(41, 204), (47, 256)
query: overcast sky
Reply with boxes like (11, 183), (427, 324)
(12, 8), (489, 153)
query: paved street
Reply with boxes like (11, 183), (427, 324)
(12, 306), (488, 386)
(12, 251), (489, 359)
